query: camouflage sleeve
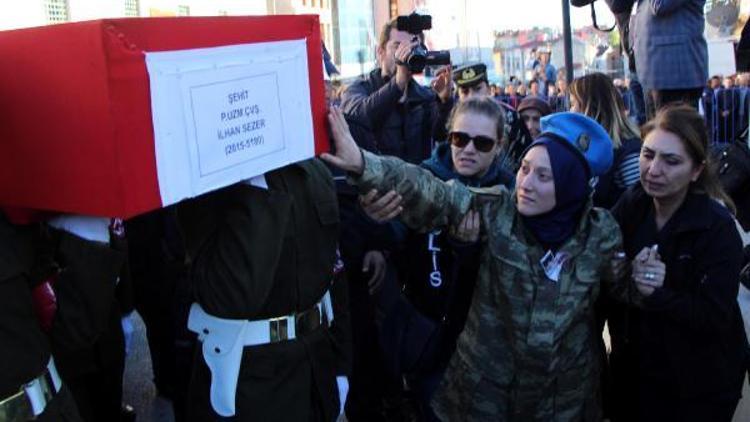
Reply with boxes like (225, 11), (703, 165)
(350, 150), (478, 232)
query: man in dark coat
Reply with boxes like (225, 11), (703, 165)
(633, 0), (708, 114)
(340, 18), (450, 164)
(177, 159), (351, 421)
(45, 216), (134, 422)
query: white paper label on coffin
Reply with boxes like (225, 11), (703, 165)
(145, 39), (314, 206)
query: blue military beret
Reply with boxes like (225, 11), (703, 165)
(539, 112), (613, 177)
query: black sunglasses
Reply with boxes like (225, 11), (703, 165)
(448, 131), (497, 153)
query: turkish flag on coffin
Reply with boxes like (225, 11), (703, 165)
(0, 16), (329, 220)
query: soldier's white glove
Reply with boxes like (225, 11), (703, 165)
(336, 376), (349, 416)
(47, 214), (110, 244)
(121, 312), (135, 355)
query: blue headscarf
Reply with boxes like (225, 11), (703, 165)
(520, 135), (591, 250)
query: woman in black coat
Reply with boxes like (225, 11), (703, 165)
(607, 105), (748, 422)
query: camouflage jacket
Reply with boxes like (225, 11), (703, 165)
(352, 151), (634, 421)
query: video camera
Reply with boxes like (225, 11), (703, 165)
(395, 13), (450, 73)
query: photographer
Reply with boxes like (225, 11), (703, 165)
(340, 17), (451, 165)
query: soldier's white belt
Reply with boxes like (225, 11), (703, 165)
(187, 290), (334, 417)
(0, 357), (62, 421)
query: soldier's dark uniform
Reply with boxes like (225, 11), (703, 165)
(177, 159), (351, 421)
(126, 207), (193, 422)
(0, 212), (124, 421)
(53, 219), (133, 422)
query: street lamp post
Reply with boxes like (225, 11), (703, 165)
(562, 0), (574, 83)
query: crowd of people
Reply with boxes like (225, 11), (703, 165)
(488, 67), (750, 149)
(3, 1), (750, 422)
(702, 73), (750, 144)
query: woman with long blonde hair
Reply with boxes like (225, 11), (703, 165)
(570, 72), (642, 208)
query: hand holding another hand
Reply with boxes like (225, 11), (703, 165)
(360, 189), (403, 223)
(449, 210), (480, 244)
(632, 245), (665, 296)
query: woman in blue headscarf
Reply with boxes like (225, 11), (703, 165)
(323, 108), (642, 421)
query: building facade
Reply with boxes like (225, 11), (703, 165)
(0, 0), (376, 78)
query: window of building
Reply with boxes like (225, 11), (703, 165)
(177, 5), (190, 16)
(218, 10), (228, 16)
(124, 0), (139, 17)
(312, 0), (318, 7)
(389, 0), (398, 18)
(44, 0), (69, 23)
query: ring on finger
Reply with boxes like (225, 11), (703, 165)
(645, 272), (655, 280)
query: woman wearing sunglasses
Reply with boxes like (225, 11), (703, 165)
(369, 98), (513, 421)
(323, 104), (639, 420)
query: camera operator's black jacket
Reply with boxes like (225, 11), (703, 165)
(341, 68), (450, 165)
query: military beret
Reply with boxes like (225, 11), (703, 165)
(539, 112), (613, 177)
(453, 62), (487, 87)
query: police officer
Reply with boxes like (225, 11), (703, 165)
(452, 62), (493, 101)
(177, 159), (351, 421)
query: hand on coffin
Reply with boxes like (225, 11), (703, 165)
(320, 107), (365, 175)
